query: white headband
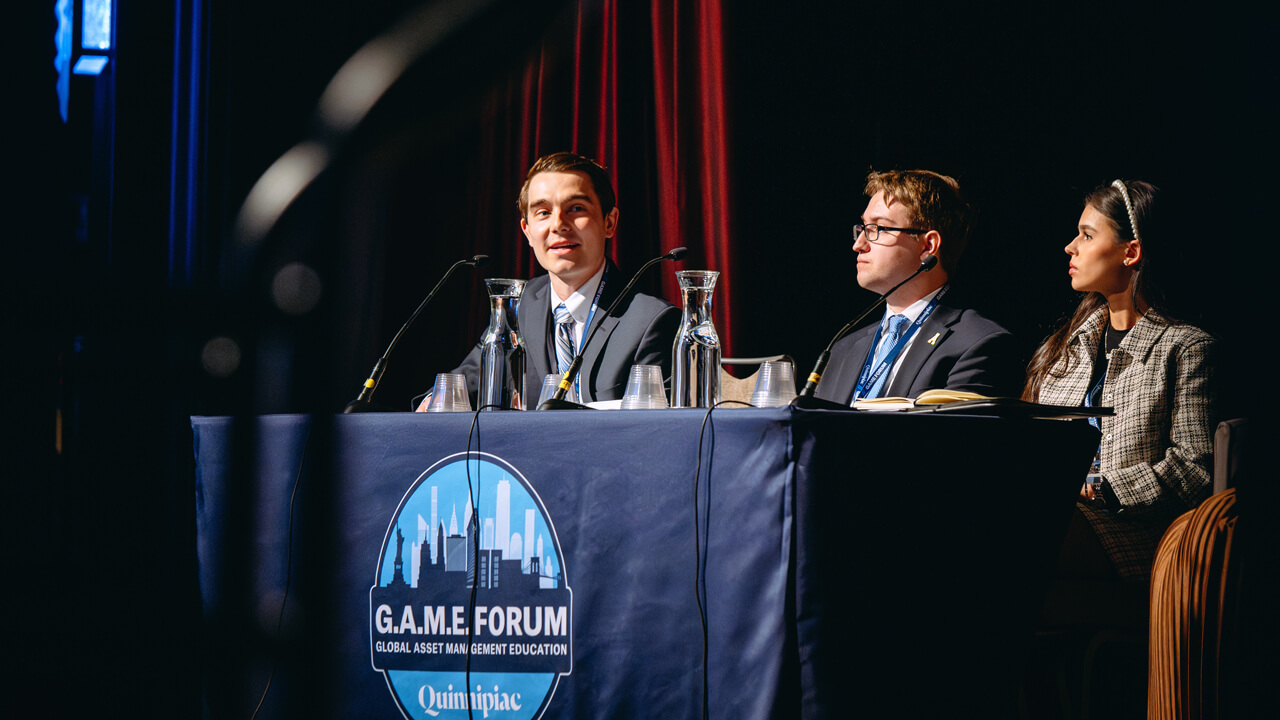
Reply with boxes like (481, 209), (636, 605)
(1111, 179), (1142, 243)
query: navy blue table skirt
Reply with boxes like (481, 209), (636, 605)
(192, 407), (1096, 718)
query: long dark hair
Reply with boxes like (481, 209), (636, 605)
(1023, 180), (1168, 401)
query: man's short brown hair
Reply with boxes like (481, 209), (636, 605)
(864, 169), (973, 275)
(517, 152), (616, 218)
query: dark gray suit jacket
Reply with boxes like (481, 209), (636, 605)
(453, 262), (680, 404)
(814, 300), (1023, 403)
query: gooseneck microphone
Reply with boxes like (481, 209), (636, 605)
(343, 255), (490, 413)
(794, 254), (938, 404)
(537, 247), (688, 411)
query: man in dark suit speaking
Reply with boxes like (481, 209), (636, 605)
(421, 152), (678, 408)
(815, 169), (1022, 404)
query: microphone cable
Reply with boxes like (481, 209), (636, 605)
(249, 425), (315, 720)
(461, 402), (503, 720)
(691, 399), (750, 720)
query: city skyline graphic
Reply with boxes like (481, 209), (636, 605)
(376, 455), (563, 591)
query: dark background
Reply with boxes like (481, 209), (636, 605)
(11, 0), (1268, 715)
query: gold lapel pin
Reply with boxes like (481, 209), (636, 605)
(926, 332), (941, 346)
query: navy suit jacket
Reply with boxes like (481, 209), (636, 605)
(453, 261), (679, 404)
(814, 299), (1023, 404)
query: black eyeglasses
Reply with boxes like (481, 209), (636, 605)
(853, 224), (927, 245)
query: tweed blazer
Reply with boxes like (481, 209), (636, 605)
(1037, 307), (1216, 582)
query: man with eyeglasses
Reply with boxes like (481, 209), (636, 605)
(814, 169), (1022, 404)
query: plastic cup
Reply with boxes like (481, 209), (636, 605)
(426, 373), (472, 412)
(536, 374), (565, 408)
(748, 361), (797, 408)
(620, 365), (669, 409)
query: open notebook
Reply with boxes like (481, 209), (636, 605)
(855, 389), (1112, 419)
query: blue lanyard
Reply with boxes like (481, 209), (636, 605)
(568, 266), (608, 399)
(853, 285), (948, 400)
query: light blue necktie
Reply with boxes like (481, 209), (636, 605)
(553, 303), (576, 400)
(864, 314), (909, 399)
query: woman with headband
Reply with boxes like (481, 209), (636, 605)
(1024, 180), (1216, 585)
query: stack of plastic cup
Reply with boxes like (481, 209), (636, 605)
(536, 374), (564, 408)
(748, 361), (797, 408)
(620, 365), (669, 409)
(426, 373), (472, 412)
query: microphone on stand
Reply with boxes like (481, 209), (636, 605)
(343, 255), (490, 413)
(537, 247), (688, 411)
(792, 254), (938, 409)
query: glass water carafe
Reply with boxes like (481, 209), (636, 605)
(671, 270), (721, 408)
(478, 278), (526, 410)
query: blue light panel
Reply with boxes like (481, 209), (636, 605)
(55, 0), (73, 121)
(82, 0), (113, 50)
(74, 56), (110, 75)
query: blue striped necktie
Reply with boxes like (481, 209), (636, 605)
(554, 303), (576, 400)
(864, 314), (909, 399)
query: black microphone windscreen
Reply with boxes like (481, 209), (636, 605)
(667, 247), (689, 261)
(471, 255), (491, 267)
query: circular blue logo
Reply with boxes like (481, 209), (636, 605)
(370, 453), (573, 719)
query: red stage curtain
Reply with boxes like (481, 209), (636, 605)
(649, 0), (733, 341)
